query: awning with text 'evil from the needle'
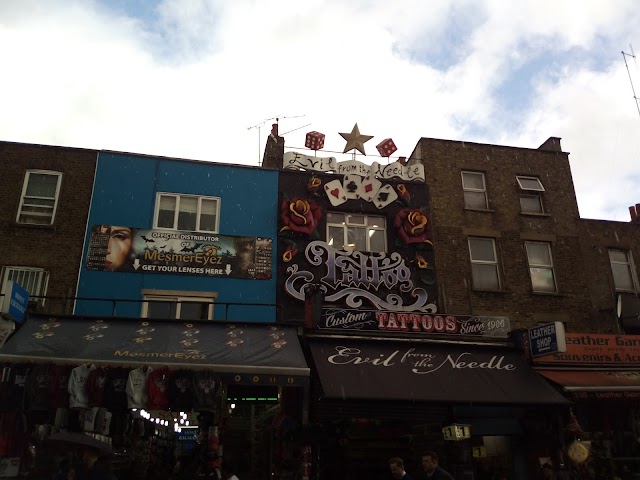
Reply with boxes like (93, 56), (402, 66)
(310, 339), (569, 404)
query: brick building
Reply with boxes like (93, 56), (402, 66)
(0, 141), (97, 314)
(408, 136), (640, 334)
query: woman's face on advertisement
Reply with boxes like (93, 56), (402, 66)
(105, 226), (133, 270)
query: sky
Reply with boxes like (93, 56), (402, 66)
(1, 0), (639, 221)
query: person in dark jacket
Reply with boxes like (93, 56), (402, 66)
(389, 457), (413, 480)
(421, 451), (453, 480)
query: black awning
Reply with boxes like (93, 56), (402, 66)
(0, 315), (309, 383)
(309, 338), (568, 405)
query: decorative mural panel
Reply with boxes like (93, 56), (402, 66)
(276, 168), (437, 323)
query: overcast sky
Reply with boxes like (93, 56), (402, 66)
(1, 0), (639, 221)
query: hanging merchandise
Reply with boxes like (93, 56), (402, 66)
(27, 364), (51, 411)
(126, 365), (153, 409)
(565, 409), (584, 435)
(68, 363), (96, 409)
(169, 369), (194, 411)
(86, 366), (108, 407)
(567, 440), (590, 464)
(146, 366), (172, 410)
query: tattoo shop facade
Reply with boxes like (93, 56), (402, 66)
(275, 151), (568, 480)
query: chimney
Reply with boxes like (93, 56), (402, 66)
(634, 204), (640, 224)
(261, 123), (285, 169)
(538, 137), (563, 152)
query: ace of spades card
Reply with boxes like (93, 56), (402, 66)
(362, 175), (382, 202)
(373, 184), (398, 209)
(343, 174), (363, 200)
(324, 179), (348, 206)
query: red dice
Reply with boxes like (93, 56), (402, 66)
(305, 131), (325, 150)
(376, 138), (397, 157)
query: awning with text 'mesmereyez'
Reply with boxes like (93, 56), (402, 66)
(0, 314), (309, 386)
(309, 339), (569, 404)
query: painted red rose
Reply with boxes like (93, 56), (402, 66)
(280, 198), (322, 236)
(394, 208), (431, 245)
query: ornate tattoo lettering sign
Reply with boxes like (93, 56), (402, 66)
(284, 241), (437, 312)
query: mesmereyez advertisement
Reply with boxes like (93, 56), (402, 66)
(85, 225), (272, 280)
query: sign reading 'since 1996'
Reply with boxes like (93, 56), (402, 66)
(320, 308), (511, 338)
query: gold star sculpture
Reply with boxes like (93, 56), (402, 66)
(339, 123), (373, 155)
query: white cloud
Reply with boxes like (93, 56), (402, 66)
(0, 0), (639, 220)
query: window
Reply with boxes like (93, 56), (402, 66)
(461, 171), (488, 209)
(609, 249), (638, 291)
(142, 290), (216, 320)
(1, 267), (49, 305)
(468, 237), (501, 290)
(17, 170), (62, 225)
(517, 176), (545, 214)
(326, 212), (386, 252)
(525, 242), (556, 293)
(154, 193), (220, 232)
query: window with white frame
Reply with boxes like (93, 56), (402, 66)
(141, 290), (216, 320)
(468, 237), (501, 290)
(154, 193), (220, 232)
(609, 249), (638, 291)
(517, 176), (545, 214)
(525, 241), (557, 293)
(461, 171), (489, 210)
(17, 170), (63, 225)
(326, 212), (386, 252)
(1, 267), (49, 305)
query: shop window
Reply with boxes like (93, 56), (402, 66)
(525, 241), (557, 293)
(609, 249), (638, 291)
(516, 176), (545, 214)
(1, 266), (49, 305)
(154, 193), (220, 233)
(468, 237), (501, 290)
(326, 212), (386, 252)
(17, 170), (63, 225)
(461, 171), (489, 210)
(142, 290), (217, 320)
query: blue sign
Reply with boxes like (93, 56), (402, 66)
(529, 321), (566, 357)
(1, 281), (29, 324)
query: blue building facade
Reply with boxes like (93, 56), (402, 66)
(75, 151), (279, 322)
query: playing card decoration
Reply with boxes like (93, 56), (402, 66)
(280, 198), (322, 236)
(305, 131), (325, 151)
(339, 123), (373, 155)
(373, 184), (398, 208)
(324, 179), (348, 206)
(394, 208), (432, 246)
(376, 138), (397, 157)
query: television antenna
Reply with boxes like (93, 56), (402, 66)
(247, 115), (306, 164)
(621, 44), (640, 119)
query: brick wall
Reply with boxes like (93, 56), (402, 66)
(409, 136), (600, 332)
(0, 141), (97, 313)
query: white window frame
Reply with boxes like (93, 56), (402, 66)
(153, 193), (220, 233)
(1, 266), (49, 306)
(609, 249), (638, 292)
(141, 289), (217, 320)
(468, 237), (501, 290)
(461, 171), (489, 210)
(516, 176), (545, 192)
(525, 241), (557, 293)
(326, 212), (387, 252)
(517, 176), (545, 214)
(16, 170), (63, 225)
